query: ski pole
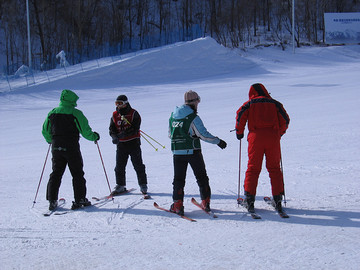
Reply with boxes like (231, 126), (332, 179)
(237, 139), (242, 207)
(32, 144), (51, 208)
(140, 130), (166, 149)
(280, 144), (287, 206)
(95, 141), (112, 194)
(120, 115), (164, 150)
(140, 134), (158, 151)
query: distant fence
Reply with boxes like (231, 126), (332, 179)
(0, 54), (125, 92)
(0, 41), (189, 92)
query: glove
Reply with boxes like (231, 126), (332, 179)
(94, 132), (100, 143)
(236, 133), (244, 140)
(217, 139), (227, 149)
(111, 135), (118, 144)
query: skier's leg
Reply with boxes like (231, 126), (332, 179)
(244, 133), (264, 196)
(265, 133), (284, 196)
(115, 145), (129, 186)
(67, 146), (87, 202)
(189, 150), (211, 201)
(172, 155), (188, 201)
(129, 144), (147, 186)
(46, 149), (67, 201)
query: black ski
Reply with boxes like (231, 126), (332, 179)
(43, 198), (66, 216)
(191, 198), (218, 218)
(154, 202), (196, 222)
(237, 198), (262, 219)
(263, 196), (289, 218)
(92, 188), (136, 202)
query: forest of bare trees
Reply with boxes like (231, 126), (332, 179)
(1, 0), (359, 75)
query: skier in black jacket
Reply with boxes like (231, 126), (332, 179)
(109, 95), (148, 196)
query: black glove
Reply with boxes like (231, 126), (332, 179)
(236, 133), (244, 140)
(111, 135), (118, 144)
(217, 139), (227, 149)
(94, 132), (100, 143)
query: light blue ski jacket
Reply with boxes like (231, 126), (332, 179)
(168, 104), (220, 155)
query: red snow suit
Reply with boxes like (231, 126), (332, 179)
(235, 83), (290, 196)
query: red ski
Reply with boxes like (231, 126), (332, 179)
(191, 198), (218, 218)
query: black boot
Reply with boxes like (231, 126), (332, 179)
(273, 195), (283, 212)
(71, 198), (91, 210)
(49, 200), (58, 211)
(245, 193), (255, 212)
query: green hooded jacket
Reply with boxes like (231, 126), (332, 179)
(42, 89), (98, 143)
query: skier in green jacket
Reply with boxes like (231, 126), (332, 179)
(42, 89), (100, 210)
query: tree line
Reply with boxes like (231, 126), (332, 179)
(1, 0), (359, 75)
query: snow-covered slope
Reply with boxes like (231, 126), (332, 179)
(0, 38), (359, 270)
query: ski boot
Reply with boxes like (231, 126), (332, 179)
(49, 200), (58, 211)
(140, 184), (148, 195)
(201, 197), (211, 212)
(170, 200), (184, 216)
(111, 185), (127, 196)
(244, 193), (255, 212)
(71, 198), (91, 210)
(273, 195), (283, 212)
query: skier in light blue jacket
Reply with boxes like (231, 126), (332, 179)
(168, 90), (227, 215)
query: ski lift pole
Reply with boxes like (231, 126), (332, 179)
(32, 144), (51, 208)
(140, 130), (165, 149)
(95, 141), (112, 194)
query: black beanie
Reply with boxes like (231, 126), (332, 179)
(116, 95), (128, 102)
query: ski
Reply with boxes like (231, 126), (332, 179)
(263, 196), (289, 218)
(237, 198), (262, 219)
(153, 202), (196, 222)
(92, 197), (114, 206)
(191, 198), (218, 218)
(43, 198), (66, 216)
(92, 188), (136, 202)
(143, 193), (151, 200)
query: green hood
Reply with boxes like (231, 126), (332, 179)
(59, 89), (78, 107)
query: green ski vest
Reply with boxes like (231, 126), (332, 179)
(169, 112), (201, 151)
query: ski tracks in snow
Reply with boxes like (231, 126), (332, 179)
(106, 196), (146, 225)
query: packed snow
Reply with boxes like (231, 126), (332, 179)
(0, 37), (359, 269)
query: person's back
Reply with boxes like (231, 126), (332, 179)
(42, 89), (99, 210)
(235, 83), (289, 212)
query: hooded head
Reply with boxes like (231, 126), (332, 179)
(60, 89), (79, 107)
(249, 83), (271, 99)
(184, 90), (200, 111)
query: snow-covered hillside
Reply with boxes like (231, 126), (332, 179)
(0, 37), (359, 269)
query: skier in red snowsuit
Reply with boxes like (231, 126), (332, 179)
(235, 83), (290, 212)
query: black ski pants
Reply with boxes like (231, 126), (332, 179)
(46, 142), (87, 202)
(172, 150), (211, 202)
(115, 139), (147, 187)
